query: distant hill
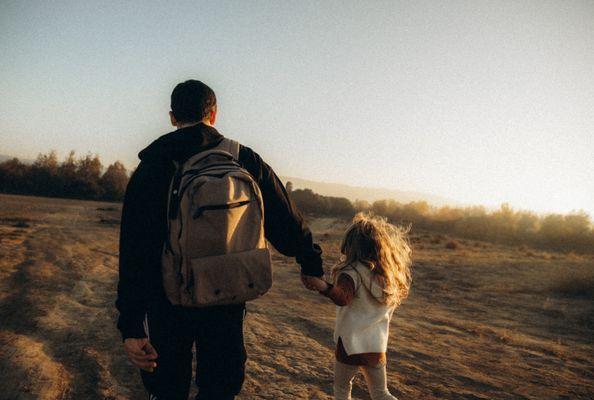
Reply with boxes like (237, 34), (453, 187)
(281, 176), (457, 207)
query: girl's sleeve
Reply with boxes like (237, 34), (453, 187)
(320, 273), (356, 306)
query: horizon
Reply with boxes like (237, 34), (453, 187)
(1, 1), (593, 216)
(1, 151), (590, 219)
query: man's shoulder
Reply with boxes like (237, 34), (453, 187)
(134, 158), (170, 175)
(234, 142), (262, 166)
(128, 159), (173, 190)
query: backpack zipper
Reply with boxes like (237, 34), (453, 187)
(192, 200), (253, 219)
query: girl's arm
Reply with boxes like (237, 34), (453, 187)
(310, 274), (356, 306)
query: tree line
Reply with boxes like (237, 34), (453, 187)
(1, 153), (592, 253)
(0, 151), (128, 201)
(288, 185), (594, 254)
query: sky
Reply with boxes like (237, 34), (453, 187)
(1, 0), (593, 215)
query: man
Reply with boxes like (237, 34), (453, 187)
(116, 80), (324, 400)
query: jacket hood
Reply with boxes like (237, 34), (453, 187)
(352, 262), (386, 302)
(138, 123), (224, 163)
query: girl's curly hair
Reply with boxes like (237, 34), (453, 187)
(333, 212), (412, 306)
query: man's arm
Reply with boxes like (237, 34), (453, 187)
(115, 163), (152, 340)
(239, 145), (324, 277)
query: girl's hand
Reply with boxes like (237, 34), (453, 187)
(308, 277), (330, 292)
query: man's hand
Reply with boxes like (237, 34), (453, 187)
(309, 277), (330, 292)
(301, 274), (329, 292)
(124, 338), (158, 372)
(301, 274), (316, 291)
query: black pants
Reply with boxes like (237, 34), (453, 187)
(141, 302), (247, 400)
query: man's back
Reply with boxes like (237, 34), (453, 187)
(116, 80), (323, 400)
(116, 122), (323, 338)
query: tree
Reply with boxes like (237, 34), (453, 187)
(290, 188), (355, 217)
(30, 151), (60, 195)
(101, 161), (128, 200)
(74, 153), (103, 198)
(0, 158), (28, 193)
(354, 199), (371, 212)
(33, 151), (59, 175)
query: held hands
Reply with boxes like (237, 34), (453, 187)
(301, 274), (329, 292)
(124, 337), (158, 372)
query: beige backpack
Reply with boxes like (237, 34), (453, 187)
(161, 138), (272, 307)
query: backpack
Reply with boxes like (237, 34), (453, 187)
(161, 138), (272, 307)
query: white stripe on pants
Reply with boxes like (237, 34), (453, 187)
(334, 361), (398, 400)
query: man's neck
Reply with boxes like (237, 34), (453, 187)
(176, 120), (212, 129)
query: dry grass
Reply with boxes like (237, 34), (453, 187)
(444, 239), (460, 250)
(547, 268), (594, 299)
(0, 194), (593, 399)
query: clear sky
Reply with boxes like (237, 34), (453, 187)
(1, 1), (593, 215)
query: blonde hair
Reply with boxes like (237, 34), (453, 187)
(333, 212), (412, 306)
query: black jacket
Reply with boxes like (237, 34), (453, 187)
(116, 123), (323, 339)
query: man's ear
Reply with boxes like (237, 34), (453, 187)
(207, 106), (217, 126)
(169, 111), (177, 127)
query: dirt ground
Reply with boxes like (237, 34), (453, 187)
(0, 193), (592, 399)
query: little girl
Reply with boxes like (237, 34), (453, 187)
(305, 213), (412, 400)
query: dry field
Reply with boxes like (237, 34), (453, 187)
(0, 193), (592, 399)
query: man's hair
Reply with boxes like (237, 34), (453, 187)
(170, 80), (217, 123)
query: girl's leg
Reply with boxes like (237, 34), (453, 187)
(360, 364), (398, 400)
(333, 361), (359, 400)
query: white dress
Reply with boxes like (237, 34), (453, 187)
(333, 262), (396, 355)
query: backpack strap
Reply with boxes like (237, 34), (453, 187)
(182, 138), (241, 170)
(217, 138), (240, 160)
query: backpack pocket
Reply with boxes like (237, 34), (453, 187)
(188, 248), (272, 306)
(192, 199), (253, 219)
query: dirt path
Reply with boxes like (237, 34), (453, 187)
(0, 196), (138, 399)
(0, 194), (593, 399)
